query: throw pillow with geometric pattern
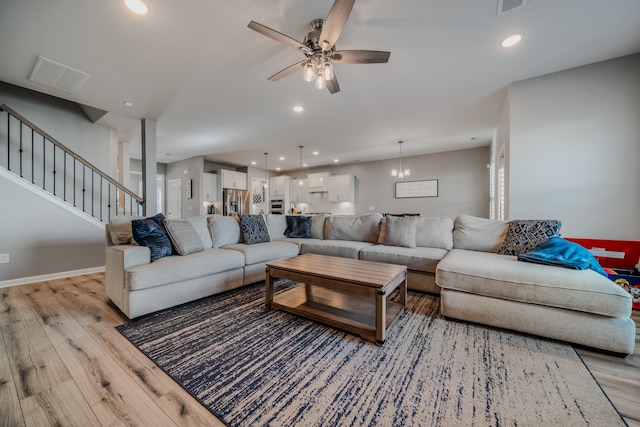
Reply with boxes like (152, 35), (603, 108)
(239, 214), (271, 245)
(497, 219), (562, 256)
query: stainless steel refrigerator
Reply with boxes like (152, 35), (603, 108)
(222, 189), (250, 216)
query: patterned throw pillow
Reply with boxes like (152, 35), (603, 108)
(131, 214), (173, 261)
(497, 219), (562, 256)
(284, 216), (312, 238)
(164, 220), (204, 255)
(239, 215), (271, 244)
(385, 215), (418, 248)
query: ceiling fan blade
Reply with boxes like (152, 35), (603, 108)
(267, 60), (306, 81)
(248, 21), (309, 52)
(326, 75), (340, 94)
(319, 0), (356, 51)
(331, 50), (390, 64)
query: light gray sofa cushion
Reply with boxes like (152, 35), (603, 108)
(224, 241), (299, 265)
(208, 215), (243, 248)
(311, 214), (329, 239)
(385, 215), (418, 248)
(127, 248), (245, 291)
(265, 214), (287, 240)
(186, 216), (213, 248)
(324, 213), (382, 243)
(416, 217), (454, 250)
(453, 215), (509, 253)
(300, 239), (374, 259)
(359, 245), (448, 274)
(436, 249), (632, 318)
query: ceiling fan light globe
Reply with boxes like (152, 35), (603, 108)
(315, 74), (326, 90)
(303, 62), (315, 82)
(322, 62), (334, 81)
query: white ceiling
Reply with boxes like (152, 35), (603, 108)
(1, 0), (639, 172)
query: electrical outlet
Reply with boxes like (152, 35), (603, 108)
(0, 253), (9, 264)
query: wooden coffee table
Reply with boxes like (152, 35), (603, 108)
(266, 254), (407, 345)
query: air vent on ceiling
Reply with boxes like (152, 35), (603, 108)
(497, 0), (527, 16)
(29, 56), (90, 93)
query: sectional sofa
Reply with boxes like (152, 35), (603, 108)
(105, 213), (635, 354)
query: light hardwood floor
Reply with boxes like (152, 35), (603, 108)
(1, 273), (638, 427)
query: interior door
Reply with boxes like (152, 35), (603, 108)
(167, 178), (182, 219)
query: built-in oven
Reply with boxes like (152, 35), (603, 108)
(270, 199), (284, 214)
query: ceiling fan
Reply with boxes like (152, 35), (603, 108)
(247, 0), (390, 94)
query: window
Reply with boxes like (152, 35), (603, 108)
(497, 151), (506, 221)
(489, 162), (496, 219)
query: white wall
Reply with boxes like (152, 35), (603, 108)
(0, 83), (114, 282)
(508, 54), (640, 239)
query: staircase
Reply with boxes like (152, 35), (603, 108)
(0, 103), (143, 223)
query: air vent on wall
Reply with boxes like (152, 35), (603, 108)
(29, 56), (91, 93)
(497, 0), (527, 16)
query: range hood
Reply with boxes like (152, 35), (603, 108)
(306, 172), (330, 192)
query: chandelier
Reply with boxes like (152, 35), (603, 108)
(391, 140), (410, 179)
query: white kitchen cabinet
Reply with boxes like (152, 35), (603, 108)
(290, 178), (309, 204)
(269, 175), (290, 198)
(202, 172), (217, 201)
(328, 174), (355, 202)
(220, 169), (247, 190)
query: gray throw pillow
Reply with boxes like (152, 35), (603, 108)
(239, 215), (271, 244)
(498, 219), (562, 256)
(385, 215), (418, 248)
(164, 220), (205, 255)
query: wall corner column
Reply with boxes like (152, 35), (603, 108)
(141, 119), (157, 216)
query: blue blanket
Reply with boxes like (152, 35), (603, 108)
(517, 236), (607, 277)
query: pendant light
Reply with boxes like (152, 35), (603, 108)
(391, 140), (410, 179)
(298, 145), (305, 186)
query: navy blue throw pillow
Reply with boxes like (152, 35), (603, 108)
(239, 215), (271, 244)
(132, 214), (173, 261)
(285, 216), (312, 238)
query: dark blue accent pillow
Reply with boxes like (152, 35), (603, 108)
(285, 216), (312, 238)
(517, 236), (607, 277)
(239, 215), (271, 244)
(132, 214), (173, 261)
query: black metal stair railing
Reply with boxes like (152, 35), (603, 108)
(0, 103), (143, 222)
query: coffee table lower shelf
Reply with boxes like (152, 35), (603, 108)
(271, 285), (404, 345)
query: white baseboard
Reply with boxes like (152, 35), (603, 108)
(0, 266), (105, 288)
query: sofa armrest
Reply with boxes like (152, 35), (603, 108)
(105, 245), (150, 312)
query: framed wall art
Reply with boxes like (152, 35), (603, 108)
(395, 179), (438, 198)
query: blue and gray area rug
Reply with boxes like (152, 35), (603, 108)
(117, 280), (624, 426)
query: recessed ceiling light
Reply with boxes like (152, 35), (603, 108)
(312, 151), (319, 156)
(293, 105), (304, 113)
(333, 159), (339, 163)
(123, 101), (133, 107)
(500, 32), (524, 47)
(303, 163), (308, 167)
(279, 157), (285, 161)
(251, 161), (257, 165)
(123, 0), (148, 14)
(276, 167), (281, 171)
